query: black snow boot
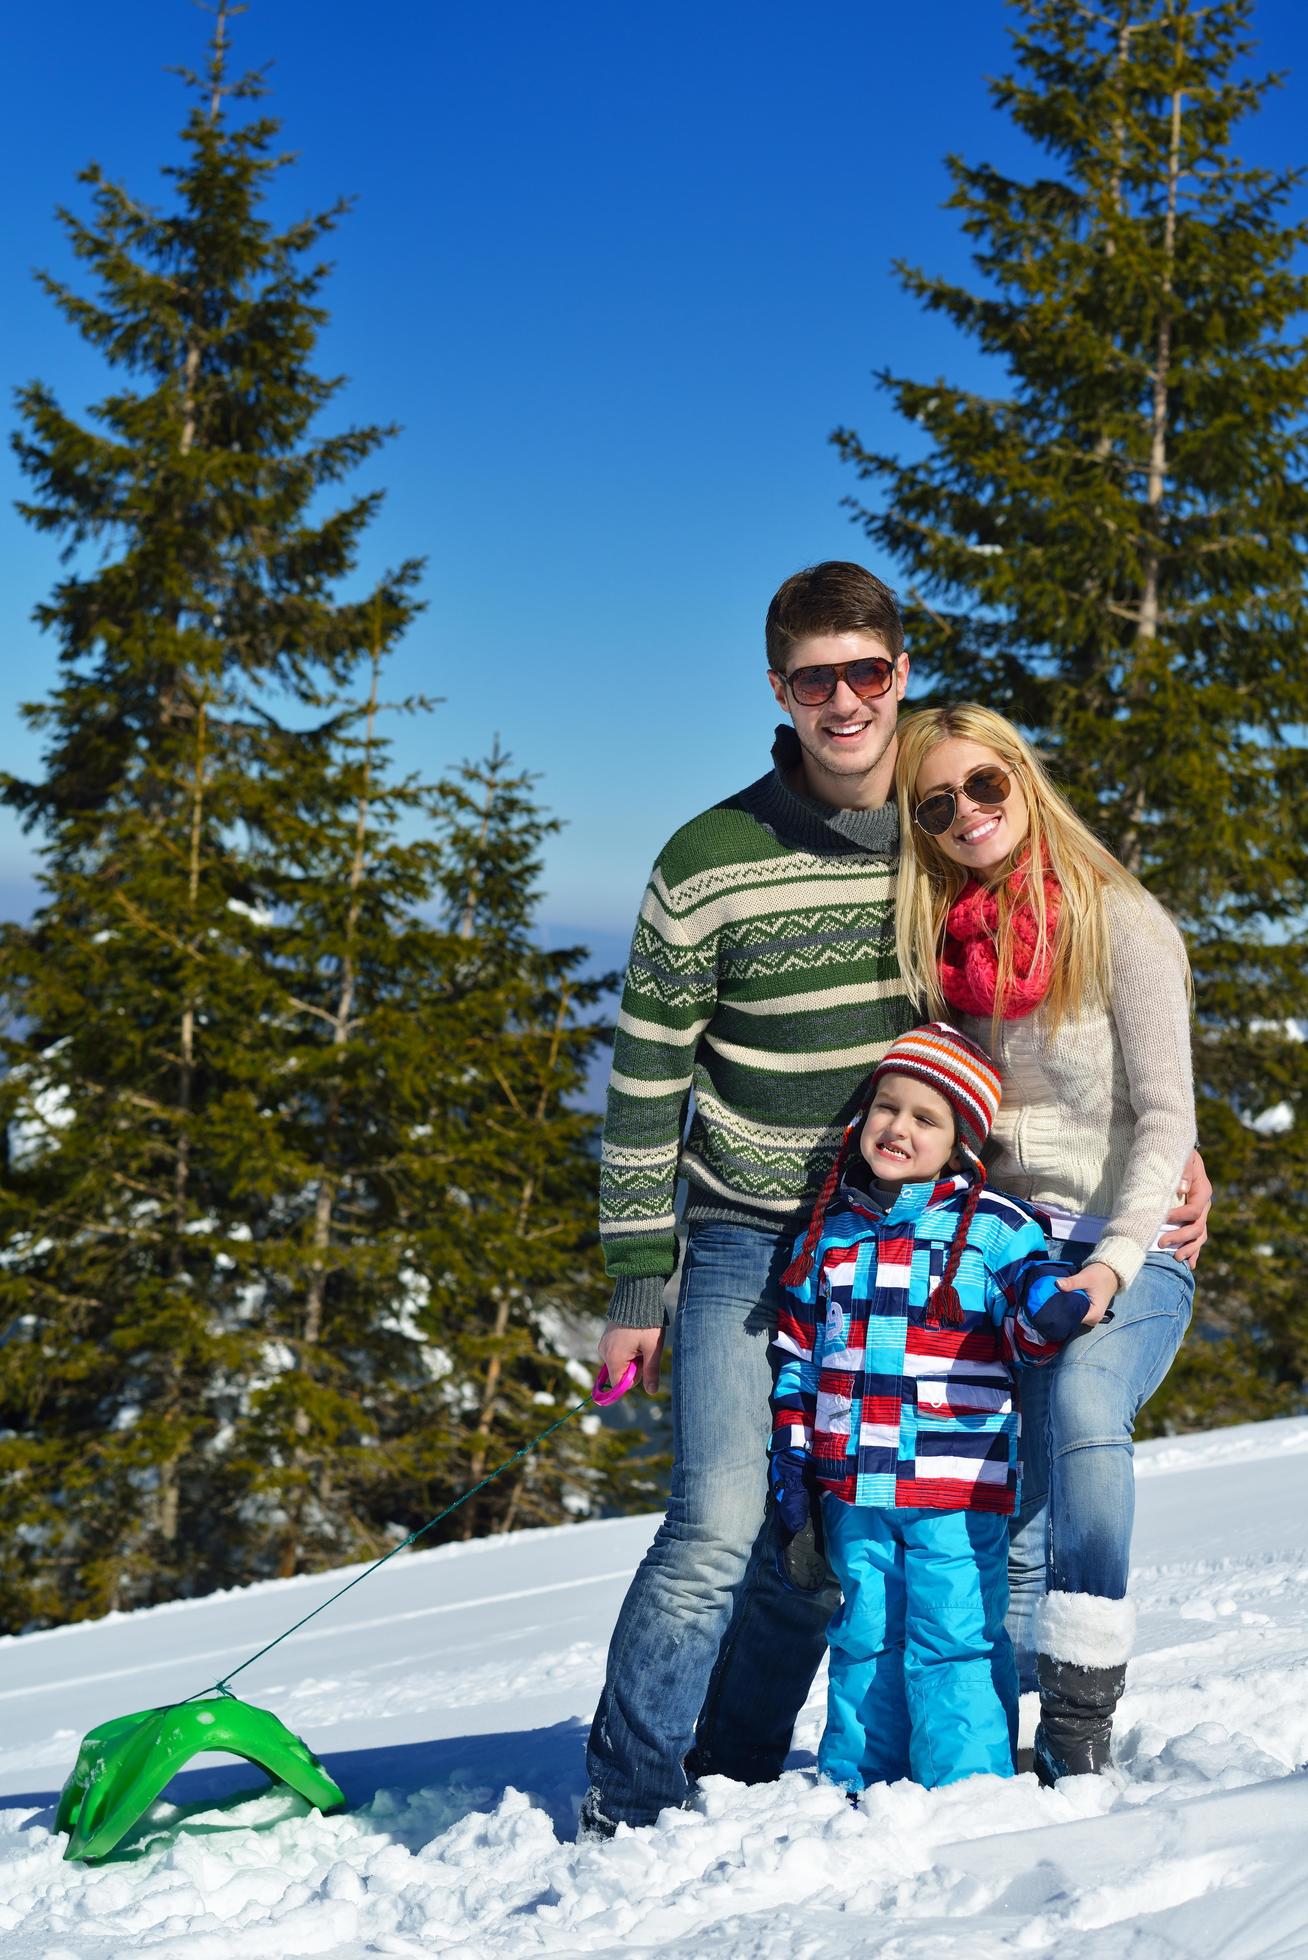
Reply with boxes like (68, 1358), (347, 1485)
(1033, 1653), (1128, 1785)
(1031, 1589), (1135, 1787)
(577, 1789), (620, 1840)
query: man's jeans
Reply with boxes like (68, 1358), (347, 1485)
(1008, 1250), (1195, 1688)
(585, 1218), (840, 1830)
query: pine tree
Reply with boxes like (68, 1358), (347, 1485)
(210, 705), (648, 1578)
(194, 594), (461, 1584)
(0, 3), (651, 1630)
(835, 0), (1308, 1428)
(0, 0), (406, 1623)
(428, 745), (655, 1543)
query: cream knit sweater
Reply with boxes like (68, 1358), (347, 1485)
(959, 887), (1195, 1290)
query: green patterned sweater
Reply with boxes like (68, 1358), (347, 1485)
(601, 727), (919, 1327)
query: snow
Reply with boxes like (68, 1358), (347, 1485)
(4, 1418), (1308, 1956)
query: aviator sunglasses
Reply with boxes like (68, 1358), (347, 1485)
(781, 654), (897, 707)
(913, 766), (1013, 836)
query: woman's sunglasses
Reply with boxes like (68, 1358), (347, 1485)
(913, 767), (1012, 836)
(781, 655), (897, 708)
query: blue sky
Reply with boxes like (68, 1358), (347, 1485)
(2, 0), (1305, 971)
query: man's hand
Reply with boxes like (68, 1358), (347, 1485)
(1056, 1261), (1118, 1327)
(1158, 1147), (1211, 1270)
(597, 1320), (666, 1396)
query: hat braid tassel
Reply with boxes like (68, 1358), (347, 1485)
(780, 1130), (857, 1289)
(927, 1159), (987, 1328)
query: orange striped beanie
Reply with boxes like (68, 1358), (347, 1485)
(870, 1022), (1001, 1163)
(780, 1023), (1002, 1323)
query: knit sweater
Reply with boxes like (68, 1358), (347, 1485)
(959, 887), (1195, 1291)
(772, 1164), (1085, 1514)
(600, 727), (919, 1328)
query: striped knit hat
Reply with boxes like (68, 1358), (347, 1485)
(869, 1022), (1001, 1165)
(780, 1022), (1002, 1327)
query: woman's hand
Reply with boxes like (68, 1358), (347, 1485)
(1157, 1148), (1211, 1270)
(1058, 1260), (1118, 1327)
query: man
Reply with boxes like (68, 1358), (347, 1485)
(581, 561), (1208, 1836)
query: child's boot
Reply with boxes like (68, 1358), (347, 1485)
(1031, 1590), (1135, 1786)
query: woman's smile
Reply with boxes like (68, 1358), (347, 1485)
(955, 812), (1002, 846)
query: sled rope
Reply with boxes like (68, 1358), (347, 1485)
(188, 1386), (605, 1702)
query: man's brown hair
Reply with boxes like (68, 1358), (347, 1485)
(765, 561), (904, 672)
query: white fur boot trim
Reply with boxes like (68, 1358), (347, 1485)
(1036, 1589), (1136, 1669)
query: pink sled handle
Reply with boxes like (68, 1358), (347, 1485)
(592, 1360), (639, 1406)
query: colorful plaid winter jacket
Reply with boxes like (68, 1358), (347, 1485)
(771, 1166), (1087, 1516)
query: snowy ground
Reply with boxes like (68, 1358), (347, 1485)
(5, 1418), (1308, 1956)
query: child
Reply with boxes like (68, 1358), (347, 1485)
(769, 1022), (1096, 1791)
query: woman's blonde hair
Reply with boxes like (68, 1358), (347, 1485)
(894, 703), (1172, 1038)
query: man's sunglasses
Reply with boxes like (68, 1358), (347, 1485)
(781, 655), (897, 708)
(913, 767), (1013, 837)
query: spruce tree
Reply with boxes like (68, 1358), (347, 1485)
(0, 3), (641, 1629)
(0, 0), (405, 1623)
(213, 712), (647, 1577)
(835, 0), (1308, 1428)
(195, 596), (459, 1584)
(429, 745), (654, 1542)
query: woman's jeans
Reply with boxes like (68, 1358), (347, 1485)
(584, 1219), (840, 1830)
(1008, 1249), (1195, 1689)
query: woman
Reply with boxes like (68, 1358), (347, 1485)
(893, 702), (1197, 1786)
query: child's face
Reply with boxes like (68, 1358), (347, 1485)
(859, 1073), (958, 1184)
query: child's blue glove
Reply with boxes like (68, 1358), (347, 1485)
(769, 1449), (829, 1595)
(1022, 1265), (1095, 1343)
(769, 1448), (813, 1540)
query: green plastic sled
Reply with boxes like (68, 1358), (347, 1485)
(57, 1695), (346, 1862)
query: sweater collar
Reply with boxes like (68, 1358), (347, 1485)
(838, 1155), (971, 1227)
(885, 1170), (971, 1224)
(748, 725), (900, 858)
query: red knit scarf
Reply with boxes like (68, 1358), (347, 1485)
(939, 852), (1061, 1021)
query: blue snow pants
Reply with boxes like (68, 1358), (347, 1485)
(820, 1498), (1018, 1790)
